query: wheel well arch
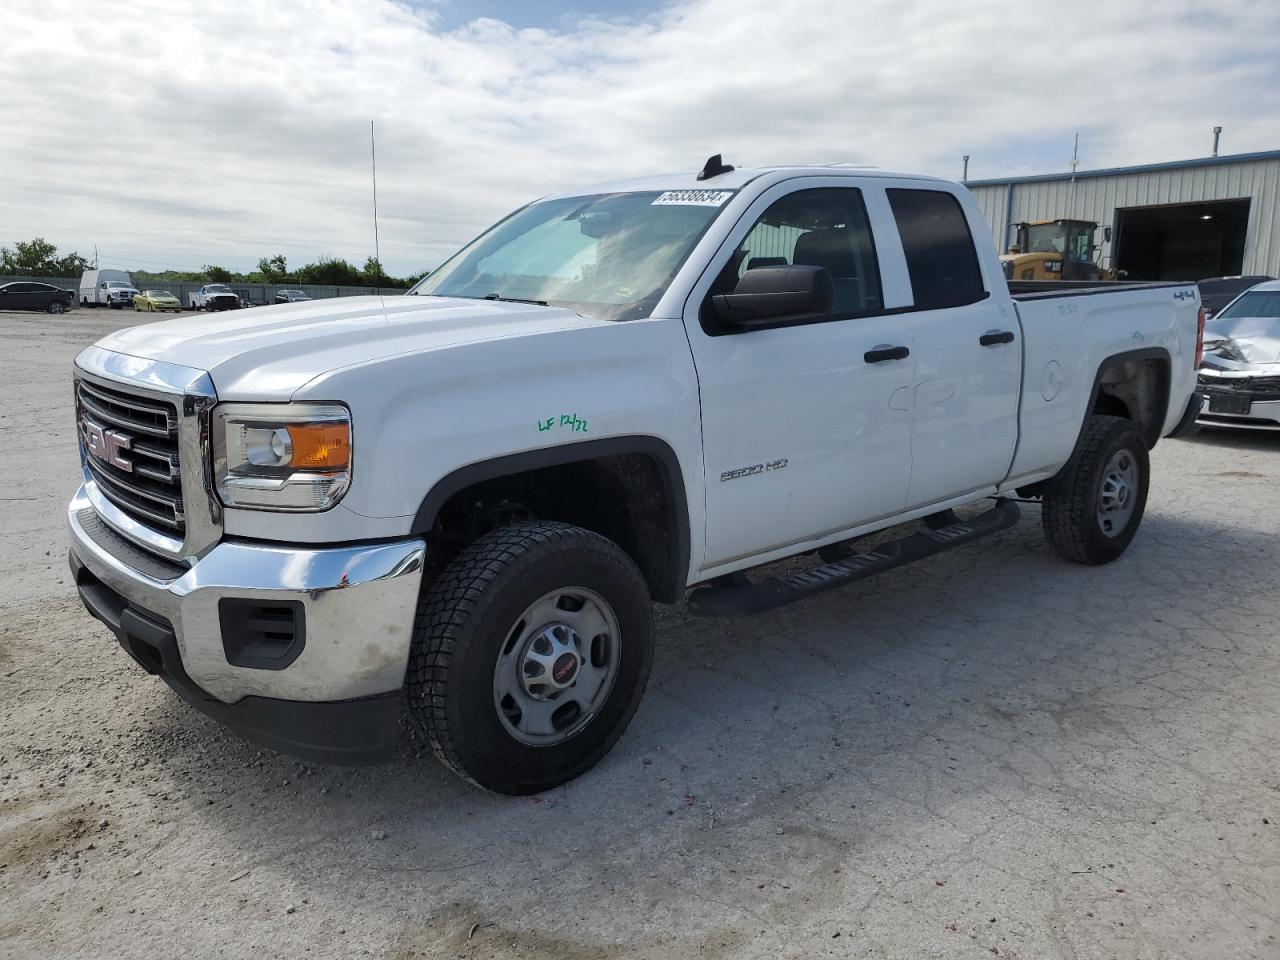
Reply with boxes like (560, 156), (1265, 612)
(1086, 347), (1171, 450)
(411, 436), (690, 604)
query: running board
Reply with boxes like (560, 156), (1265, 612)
(687, 499), (1020, 618)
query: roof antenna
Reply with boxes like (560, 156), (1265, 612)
(697, 153), (735, 181)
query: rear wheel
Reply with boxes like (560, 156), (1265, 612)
(406, 521), (654, 794)
(1042, 415), (1149, 564)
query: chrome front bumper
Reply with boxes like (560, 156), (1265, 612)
(68, 484), (426, 706)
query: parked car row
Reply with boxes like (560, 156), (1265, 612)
(71, 270), (315, 312)
(1, 274), (320, 314)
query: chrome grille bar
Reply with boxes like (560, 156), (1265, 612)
(85, 457), (184, 530)
(77, 386), (173, 438)
(130, 440), (181, 483)
(77, 378), (174, 423)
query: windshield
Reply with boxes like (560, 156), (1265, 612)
(106, 281), (131, 288)
(408, 190), (733, 321)
(146, 290), (175, 298)
(1024, 223), (1065, 254)
(207, 284), (232, 292)
(1213, 290), (1280, 323)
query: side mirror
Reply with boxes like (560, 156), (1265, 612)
(711, 265), (833, 329)
(1104, 226), (1112, 243)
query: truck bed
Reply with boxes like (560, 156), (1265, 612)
(1008, 280), (1191, 299)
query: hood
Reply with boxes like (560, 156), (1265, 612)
(94, 295), (609, 400)
(1202, 314), (1280, 367)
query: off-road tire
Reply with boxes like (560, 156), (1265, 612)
(1042, 415), (1149, 565)
(406, 521), (654, 794)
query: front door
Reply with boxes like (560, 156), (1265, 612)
(684, 182), (917, 571)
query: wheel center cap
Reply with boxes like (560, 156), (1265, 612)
(551, 652), (579, 686)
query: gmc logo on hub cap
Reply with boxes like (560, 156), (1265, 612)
(84, 422), (133, 472)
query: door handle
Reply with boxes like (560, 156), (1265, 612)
(979, 330), (1015, 346)
(864, 344), (910, 363)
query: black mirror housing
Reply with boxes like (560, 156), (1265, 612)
(712, 265), (834, 329)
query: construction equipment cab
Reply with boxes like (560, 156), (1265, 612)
(1001, 218), (1115, 281)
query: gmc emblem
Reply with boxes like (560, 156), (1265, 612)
(84, 422), (133, 472)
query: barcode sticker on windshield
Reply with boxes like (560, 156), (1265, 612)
(652, 190), (733, 207)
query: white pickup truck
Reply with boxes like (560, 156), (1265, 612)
(188, 283), (241, 311)
(67, 159), (1205, 794)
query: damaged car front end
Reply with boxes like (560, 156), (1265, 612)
(1196, 280), (1280, 432)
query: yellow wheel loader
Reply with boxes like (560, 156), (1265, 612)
(1000, 219), (1120, 282)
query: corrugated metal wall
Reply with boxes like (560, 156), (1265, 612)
(966, 156), (1280, 276)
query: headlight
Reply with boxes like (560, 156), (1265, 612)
(212, 402), (351, 511)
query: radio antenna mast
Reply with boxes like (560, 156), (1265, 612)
(370, 120), (381, 295)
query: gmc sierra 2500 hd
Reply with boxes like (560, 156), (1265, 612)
(67, 157), (1205, 794)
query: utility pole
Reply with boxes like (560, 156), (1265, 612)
(1068, 133), (1080, 215)
(370, 120), (381, 295)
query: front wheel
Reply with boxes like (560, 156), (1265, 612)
(47, 300), (66, 314)
(406, 521), (654, 794)
(1042, 415), (1149, 564)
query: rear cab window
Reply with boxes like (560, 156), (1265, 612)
(886, 188), (987, 309)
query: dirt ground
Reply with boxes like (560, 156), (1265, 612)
(1, 307), (1278, 959)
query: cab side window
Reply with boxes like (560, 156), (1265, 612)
(733, 188), (884, 319)
(886, 188), (986, 309)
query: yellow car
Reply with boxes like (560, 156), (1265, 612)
(133, 290), (183, 312)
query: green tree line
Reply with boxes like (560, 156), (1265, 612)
(0, 238), (90, 277)
(2, 239), (427, 288)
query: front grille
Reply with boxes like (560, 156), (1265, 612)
(1199, 374), (1280, 400)
(76, 378), (185, 534)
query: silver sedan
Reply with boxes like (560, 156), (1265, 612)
(1197, 279), (1280, 431)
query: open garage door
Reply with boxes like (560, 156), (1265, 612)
(1113, 199), (1250, 281)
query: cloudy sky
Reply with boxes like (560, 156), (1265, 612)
(4, 0), (1278, 277)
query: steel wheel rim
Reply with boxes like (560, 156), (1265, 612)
(492, 586), (621, 747)
(1097, 448), (1139, 538)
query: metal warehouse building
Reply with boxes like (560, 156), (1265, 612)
(965, 149), (1280, 281)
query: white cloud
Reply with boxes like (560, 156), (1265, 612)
(3, 0), (1277, 275)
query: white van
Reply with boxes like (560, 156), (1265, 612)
(79, 270), (135, 307)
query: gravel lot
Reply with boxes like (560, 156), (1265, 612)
(2, 307), (1278, 959)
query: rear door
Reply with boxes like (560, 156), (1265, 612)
(683, 179), (917, 571)
(885, 187), (1021, 508)
(30, 283), (58, 309)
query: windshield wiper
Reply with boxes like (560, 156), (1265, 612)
(483, 293), (549, 306)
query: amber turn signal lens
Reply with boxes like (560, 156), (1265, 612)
(286, 422), (350, 469)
